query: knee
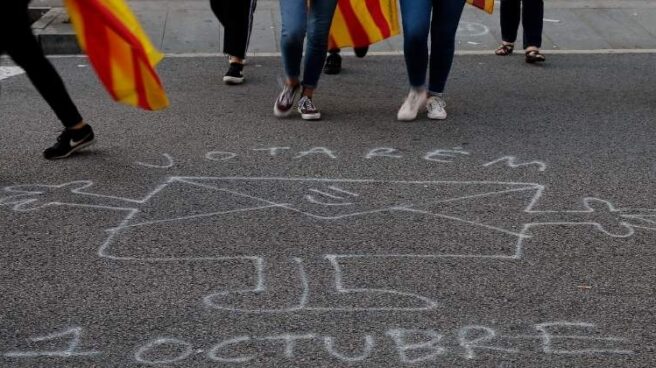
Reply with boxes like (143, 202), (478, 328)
(432, 27), (458, 45)
(305, 28), (330, 51)
(403, 22), (430, 46)
(404, 30), (429, 49)
(281, 25), (306, 48)
(7, 47), (45, 70)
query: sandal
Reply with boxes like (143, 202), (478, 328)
(525, 49), (546, 63)
(495, 43), (514, 56)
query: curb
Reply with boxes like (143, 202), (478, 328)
(32, 7), (81, 55)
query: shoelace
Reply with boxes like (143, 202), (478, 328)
(279, 85), (296, 105)
(299, 97), (315, 111)
(428, 97), (446, 109)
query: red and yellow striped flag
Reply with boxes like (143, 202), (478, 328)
(329, 0), (400, 50)
(64, 0), (169, 111)
(467, 0), (494, 14)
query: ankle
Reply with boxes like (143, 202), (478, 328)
(286, 79), (300, 88)
(229, 56), (244, 64)
(68, 121), (87, 130)
(410, 87), (427, 96)
(302, 88), (314, 99)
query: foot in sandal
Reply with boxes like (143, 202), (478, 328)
(495, 42), (514, 56)
(525, 47), (546, 63)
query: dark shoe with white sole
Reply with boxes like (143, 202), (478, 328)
(43, 125), (95, 159)
(324, 52), (342, 75)
(223, 63), (245, 85)
(297, 96), (321, 120)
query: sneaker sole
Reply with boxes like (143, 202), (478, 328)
(397, 96), (427, 122)
(397, 115), (418, 122)
(46, 139), (95, 160)
(427, 114), (447, 120)
(274, 105), (293, 118)
(301, 112), (321, 120)
(397, 111), (420, 121)
(223, 76), (244, 85)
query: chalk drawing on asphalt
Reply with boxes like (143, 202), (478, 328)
(1, 176), (655, 313)
(4, 327), (101, 358)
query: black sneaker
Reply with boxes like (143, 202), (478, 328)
(297, 96), (321, 120)
(223, 62), (244, 85)
(354, 46), (369, 58)
(273, 83), (300, 117)
(43, 125), (95, 160)
(324, 52), (342, 75)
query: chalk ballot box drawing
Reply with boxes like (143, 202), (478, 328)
(2, 176), (655, 313)
(104, 177), (538, 260)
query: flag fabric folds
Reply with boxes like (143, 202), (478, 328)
(328, 0), (493, 50)
(64, 0), (169, 110)
(328, 0), (400, 50)
(467, 0), (494, 14)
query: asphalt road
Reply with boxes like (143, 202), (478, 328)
(1, 54), (655, 367)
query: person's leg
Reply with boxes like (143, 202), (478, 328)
(209, 0), (228, 29)
(425, 0), (465, 120)
(521, 0), (544, 49)
(3, 2), (93, 158)
(274, 0), (307, 117)
(292, 0), (337, 120)
(400, 0), (432, 91)
(397, 0), (432, 121)
(214, 0), (257, 84)
(427, 0), (466, 94)
(220, 0), (257, 61)
(301, 0), (339, 95)
(500, 0), (521, 44)
(279, 0), (307, 86)
(4, 4), (83, 129)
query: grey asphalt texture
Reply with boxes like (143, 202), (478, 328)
(1, 54), (656, 367)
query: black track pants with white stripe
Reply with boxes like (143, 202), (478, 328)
(1, 1), (82, 127)
(210, 0), (257, 60)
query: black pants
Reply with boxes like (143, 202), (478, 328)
(0, 1), (82, 127)
(500, 0), (543, 49)
(210, 0), (257, 60)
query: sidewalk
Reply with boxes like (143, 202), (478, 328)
(28, 0), (656, 54)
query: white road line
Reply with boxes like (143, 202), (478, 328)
(3, 49), (656, 63)
(0, 66), (25, 80)
(164, 49), (656, 57)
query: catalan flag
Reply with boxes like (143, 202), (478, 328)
(64, 0), (169, 111)
(467, 0), (494, 14)
(328, 0), (400, 50)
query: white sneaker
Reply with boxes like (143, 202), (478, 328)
(397, 89), (427, 121)
(426, 94), (447, 120)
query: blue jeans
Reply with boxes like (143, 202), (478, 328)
(400, 0), (466, 94)
(280, 0), (338, 89)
